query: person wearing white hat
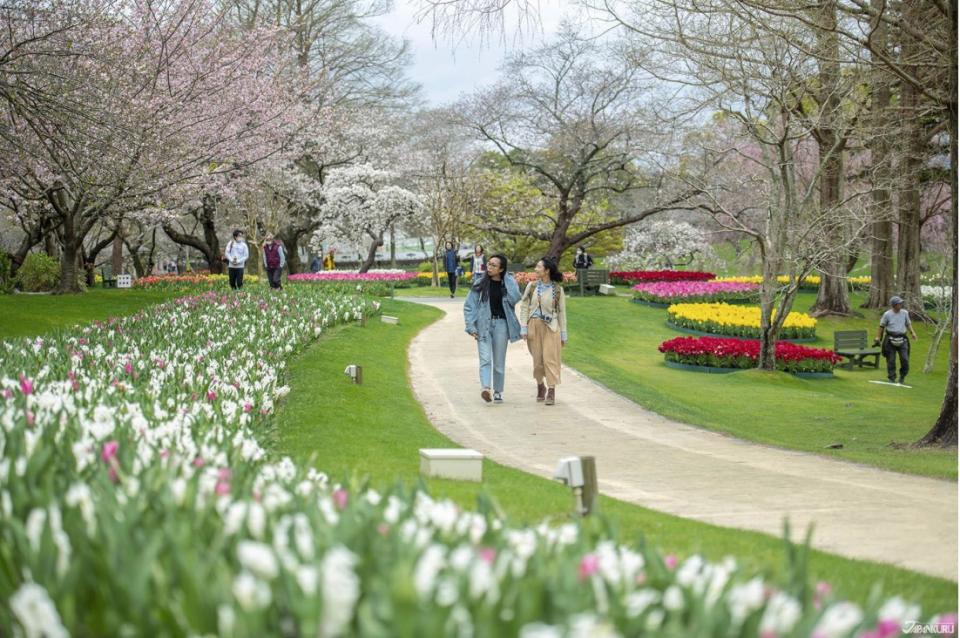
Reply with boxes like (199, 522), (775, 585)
(874, 296), (919, 384)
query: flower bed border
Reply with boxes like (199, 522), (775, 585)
(664, 360), (834, 379)
(632, 297), (756, 308)
(664, 320), (818, 343)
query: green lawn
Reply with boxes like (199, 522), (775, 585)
(0, 289), (180, 339)
(393, 285), (470, 298)
(274, 299), (957, 612)
(562, 291), (956, 479)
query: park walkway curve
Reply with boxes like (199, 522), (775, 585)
(406, 298), (958, 580)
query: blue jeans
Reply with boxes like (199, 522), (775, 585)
(477, 318), (508, 393)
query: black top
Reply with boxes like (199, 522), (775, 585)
(489, 279), (505, 318)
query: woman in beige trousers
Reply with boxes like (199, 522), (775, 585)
(518, 257), (568, 405)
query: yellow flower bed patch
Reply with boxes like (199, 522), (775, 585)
(667, 302), (817, 340)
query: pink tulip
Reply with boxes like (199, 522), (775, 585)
(664, 554), (678, 570)
(101, 441), (119, 462)
(206, 390), (217, 402)
(18, 375), (33, 396)
(2, 389), (12, 399)
(243, 403), (253, 413)
(123, 362), (133, 375)
(478, 547), (497, 564)
(578, 553), (600, 581)
(193, 456), (205, 468)
(332, 488), (349, 510)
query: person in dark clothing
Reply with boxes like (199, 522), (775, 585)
(573, 246), (594, 270)
(443, 241), (461, 298)
(262, 233), (286, 290)
(310, 255), (321, 273)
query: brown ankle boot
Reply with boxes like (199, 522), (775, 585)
(545, 387), (555, 405)
(536, 383), (546, 402)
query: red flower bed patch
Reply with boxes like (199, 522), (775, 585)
(658, 335), (841, 374)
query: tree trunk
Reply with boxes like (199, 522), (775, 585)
(894, 9), (925, 315)
(57, 211), (81, 294)
(757, 244), (779, 371)
(111, 233), (123, 275)
(44, 231), (59, 260)
(162, 223), (217, 272)
(280, 235), (302, 275)
(200, 196), (223, 274)
(810, 0), (852, 316)
(359, 234), (382, 273)
(915, 0), (958, 448)
(864, 0), (895, 309)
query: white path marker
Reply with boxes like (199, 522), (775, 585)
(868, 380), (912, 389)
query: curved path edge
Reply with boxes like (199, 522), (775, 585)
(405, 298), (958, 581)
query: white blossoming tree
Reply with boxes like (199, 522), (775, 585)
(318, 164), (424, 272)
(607, 219), (712, 271)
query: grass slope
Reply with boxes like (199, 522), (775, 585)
(563, 291), (956, 479)
(275, 299), (957, 612)
(0, 289), (179, 339)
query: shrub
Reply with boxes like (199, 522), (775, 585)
(15, 252), (60, 292)
(0, 253), (14, 294)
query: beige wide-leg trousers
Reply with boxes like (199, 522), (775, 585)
(526, 319), (562, 386)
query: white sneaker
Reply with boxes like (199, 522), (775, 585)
(493, 392), (503, 403)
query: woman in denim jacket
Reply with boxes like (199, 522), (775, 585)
(463, 254), (522, 403)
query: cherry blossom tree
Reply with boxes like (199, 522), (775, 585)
(0, 0), (297, 290)
(316, 164), (424, 272)
(608, 219), (712, 270)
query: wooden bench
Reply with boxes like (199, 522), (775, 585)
(834, 330), (881, 370)
(575, 268), (609, 296)
(101, 266), (117, 289)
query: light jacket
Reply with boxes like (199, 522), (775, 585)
(518, 281), (568, 342)
(463, 273), (522, 342)
(225, 239), (249, 268)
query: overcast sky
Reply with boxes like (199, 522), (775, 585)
(369, 0), (573, 106)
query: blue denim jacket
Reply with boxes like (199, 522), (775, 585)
(463, 274), (522, 342)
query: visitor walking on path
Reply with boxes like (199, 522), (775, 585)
(465, 245), (486, 283)
(224, 229), (249, 290)
(875, 295), (919, 384)
(519, 257), (568, 405)
(262, 233), (286, 290)
(443, 241), (461, 298)
(463, 254), (521, 403)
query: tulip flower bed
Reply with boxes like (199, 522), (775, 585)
(632, 281), (759, 305)
(416, 271), (473, 286)
(288, 270), (418, 287)
(135, 273), (261, 290)
(658, 335), (842, 374)
(514, 271), (577, 286)
(611, 270), (715, 285)
(667, 303), (817, 340)
(716, 275), (872, 291)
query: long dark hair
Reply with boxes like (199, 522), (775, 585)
(472, 253), (508, 301)
(540, 257), (564, 283)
